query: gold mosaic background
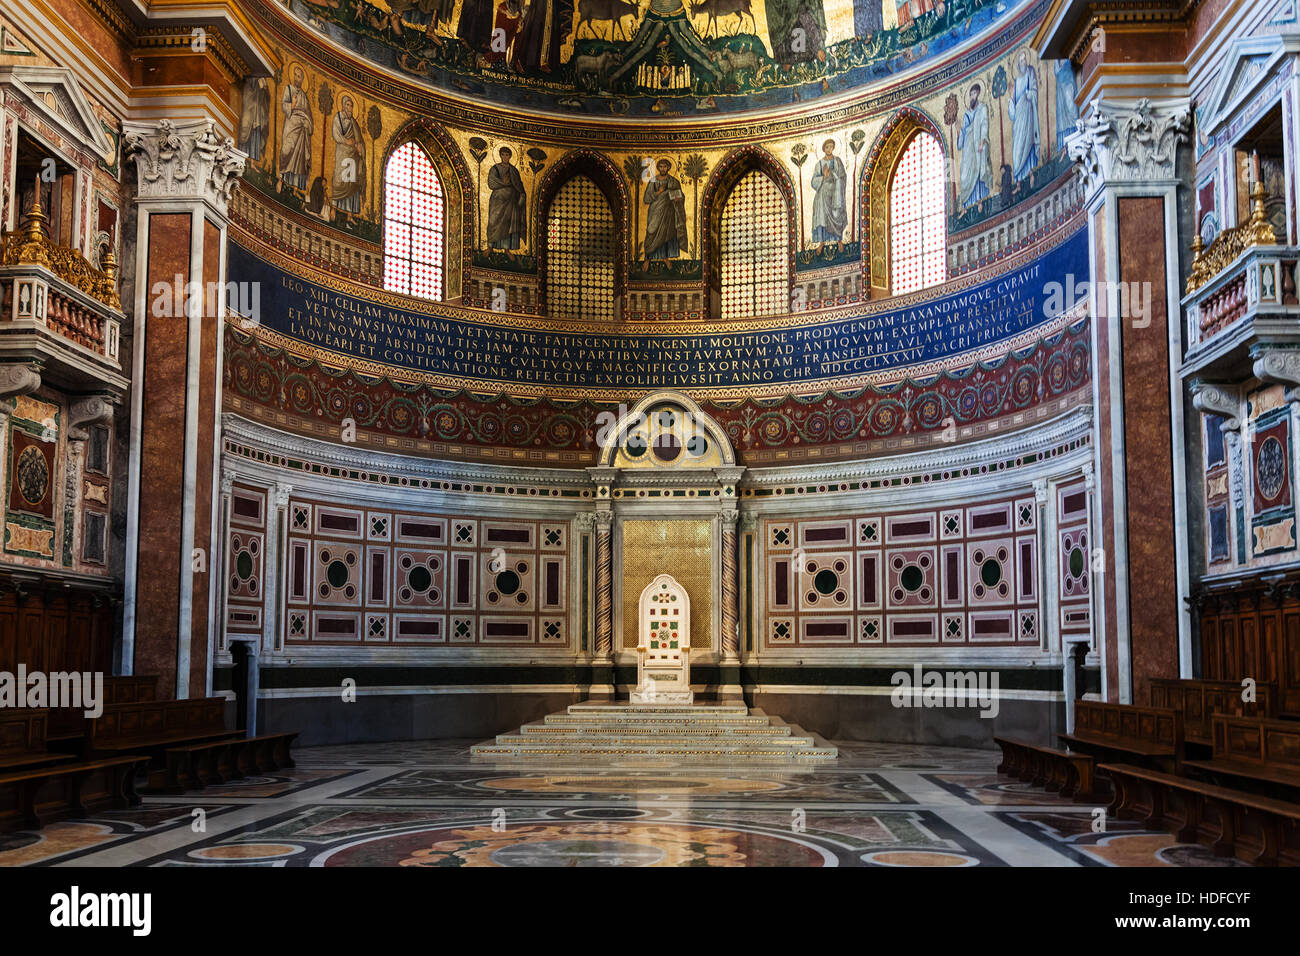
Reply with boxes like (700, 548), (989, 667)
(621, 519), (712, 650)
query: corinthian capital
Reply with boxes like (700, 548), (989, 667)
(124, 118), (247, 213)
(1067, 98), (1190, 196)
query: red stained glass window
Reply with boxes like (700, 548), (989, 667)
(384, 141), (445, 301)
(890, 133), (946, 296)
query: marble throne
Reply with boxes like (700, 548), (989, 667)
(632, 574), (693, 704)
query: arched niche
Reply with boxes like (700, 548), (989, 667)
(859, 107), (948, 298)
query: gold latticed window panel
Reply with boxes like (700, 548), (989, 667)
(720, 170), (788, 320)
(546, 175), (615, 321)
(621, 519), (712, 650)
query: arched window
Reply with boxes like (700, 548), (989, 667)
(889, 132), (946, 295)
(546, 175), (616, 321)
(720, 170), (789, 319)
(383, 141), (444, 300)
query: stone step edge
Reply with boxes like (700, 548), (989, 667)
(524, 722), (790, 735)
(469, 746), (838, 758)
(495, 735), (816, 747)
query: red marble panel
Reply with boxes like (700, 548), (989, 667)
(1118, 195), (1179, 706)
(135, 212), (192, 699)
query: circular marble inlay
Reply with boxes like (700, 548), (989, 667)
(1257, 436), (1286, 500)
(980, 558), (1002, 588)
(190, 843), (300, 861)
(863, 850), (978, 867)
(318, 821), (827, 867)
(326, 560), (349, 588)
(496, 569), (521, 595)
(1069, 547), (1086, 578)
(813, 569), (839, 596)
(490, 839), (666, 867)
(236, 550), (254, 580)
(407, 565), (432, 593)
(565, 808), (651, 820)
(900, 565), (924, 592)
(16, 445), (48, 506)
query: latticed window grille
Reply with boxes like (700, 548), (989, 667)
(546, 175), (616, 321)
(889, 132), (946, 295)
(383, 141), (445, 301)
(720, 170), (789, 320)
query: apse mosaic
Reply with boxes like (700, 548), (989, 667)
(763, 494), (1043, 647)
(280, 499), (570, 645)
(276, 0), (1028, 118)
(234, 0), (1082, 273)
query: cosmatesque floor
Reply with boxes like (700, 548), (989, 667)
(0, 740), (1249, 867)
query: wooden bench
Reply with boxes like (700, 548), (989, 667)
(994, 736), (1100, 802)
(0, 710), (75, 772)
(164, 731), (299, 794)
(1149, 678), (1277, 746)
(1100, 762), (1300, 866)
(1059, 701), (1184, 773)
(1184, 714), (1300, 797)
(46, 675), (159, 743)
(0, 755), (149, 833)
(86, 698), (237, 789)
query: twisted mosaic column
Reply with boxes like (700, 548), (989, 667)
(595, 510), (613, 660)
(721, 509), (739, 662)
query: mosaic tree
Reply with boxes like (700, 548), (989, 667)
(469, 136), (489, 248)
(366, 105), (382, 219)
(683, 153), (709, 258)
(790, 142), (808, 249)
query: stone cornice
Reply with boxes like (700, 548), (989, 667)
(744, 405), (1093, 488)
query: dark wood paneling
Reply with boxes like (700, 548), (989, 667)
(1196, 579), (1300, 715)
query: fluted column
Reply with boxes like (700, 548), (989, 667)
(594, 510), (614, 661)
(720, 508), (739, 662)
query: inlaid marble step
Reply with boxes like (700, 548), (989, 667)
(547, 712), (771, 727)
(494, 737), (817, 750)
(520, 722), (792, 737)
(469, 741), (838, 759)
(565, 703), (750, 716)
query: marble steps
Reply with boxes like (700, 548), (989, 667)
(469, 742), (837, 759)
(496, 729), (816, 747)
(517, 722), (794, 738)
(471, 702), (838, 761)
(565, 703), (750, 715)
